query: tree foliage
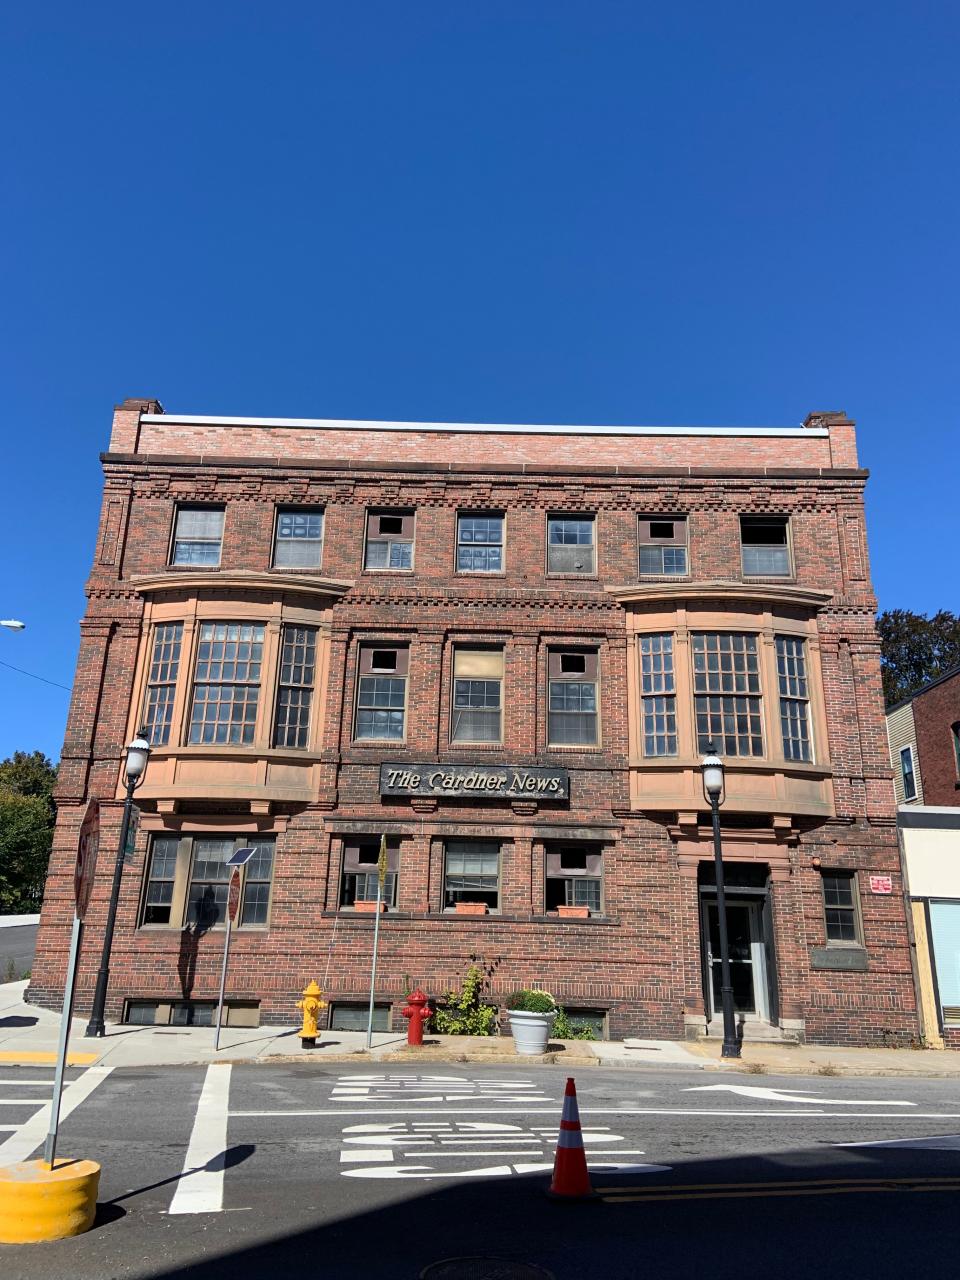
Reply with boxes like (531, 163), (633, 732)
(0, 751), (57, 911)
(878, 610), (960, 707)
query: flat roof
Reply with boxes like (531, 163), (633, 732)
(140, 413), (828, 439)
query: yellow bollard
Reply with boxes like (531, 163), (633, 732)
(0, 1158), (101, 1243)
(296, 980), (328, 1049)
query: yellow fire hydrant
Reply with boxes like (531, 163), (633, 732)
(297, 980), (328, 1049)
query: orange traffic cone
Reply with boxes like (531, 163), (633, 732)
(547, 1077), (596, 1200)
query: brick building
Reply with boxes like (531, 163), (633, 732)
(28, 401), (918, 1045)
(886, 666), (960, 807)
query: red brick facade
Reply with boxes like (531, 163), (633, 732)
(28, 402), (919, 1045)
(911, 670), (960, 807)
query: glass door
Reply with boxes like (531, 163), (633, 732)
(702, 899), (766, 1019)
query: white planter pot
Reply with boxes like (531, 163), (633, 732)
(508, 1009), (556, 1055)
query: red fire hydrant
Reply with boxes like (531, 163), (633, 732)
(401, 988), (432, 1047)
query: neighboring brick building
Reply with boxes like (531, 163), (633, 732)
(28, 401), (918, 1045)
(886, 666), (960, 807)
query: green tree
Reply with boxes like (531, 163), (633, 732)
(0, 751), (57, 911)
(878, 610), (960, 707)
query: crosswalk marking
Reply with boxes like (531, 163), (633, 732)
(168, 1064), (232, 1215)
(0, 1065), (113, 1165)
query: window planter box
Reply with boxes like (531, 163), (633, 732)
(556, 905), (590, 919)
(455, 902), (488, 916)
(354, 900), (387, 913)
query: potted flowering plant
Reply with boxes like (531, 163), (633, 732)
(504, 989), (557, 1055)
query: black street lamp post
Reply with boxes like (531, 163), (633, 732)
(701, 742), (741, 1059)
(85, 730), (151, 1037)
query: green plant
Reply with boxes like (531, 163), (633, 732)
(3, 959), (18, 984)
(432, 964), (497, 1036)
(552, 1007), (597, 1040)
(505, 989), (556, 1013)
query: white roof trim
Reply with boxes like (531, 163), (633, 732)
(139, 413), (827, 439)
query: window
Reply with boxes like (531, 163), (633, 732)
(548, 651), (599, 746)
(340, 839), (399, 908)
(821, 871), (861, 944)
(365, 511), (415, 570)
(952, 723), (960, 779)
(142, 836), (179, 924)
(557, 1008), (607, 1038)
(171, 506), (224, 567)
(639, 634), (677, 756)
(740, 517), (791, 577)
(355, 646), (408, 741)
(124, 1000), (259, 1028)
(273, 509), (323, 569)
(638, 517), (688, 576)
(444, 840), (500, 910)
(900, 745), (917, 801)
(142, 623), (182, 746)
(273, 626), (317, 748)
(140, 834), (276, 929)
(457, 514), (504, 572)
(776, 636), (812, 762)
(188, 622), (264, 745)
(451, 648), (503, 743)
(545, 845), (603, 914)
(692, 632), (763, 756)
(330, 1003), (391, 1032)
(547, 515), (596, 575)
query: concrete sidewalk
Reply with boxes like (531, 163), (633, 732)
(3, 981), (959, 1076)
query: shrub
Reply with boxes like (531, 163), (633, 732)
(505, 989), (556, 1014)
(552, 1007), (597, 1041)
(432, 964), (497, 1036)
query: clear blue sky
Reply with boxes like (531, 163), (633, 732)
(1, 4), (957, 763)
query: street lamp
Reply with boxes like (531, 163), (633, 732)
(85, 730), (152, 1037)
(701, 742), (741, 1059)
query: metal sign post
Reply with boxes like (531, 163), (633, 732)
(44, 800), (99, 1168)
(214, 848), (255, 1051)
(365, 835), (388, 1050)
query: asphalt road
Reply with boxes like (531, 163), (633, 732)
(0, 923), (36, 980)
(6, 1062), (960, 1279)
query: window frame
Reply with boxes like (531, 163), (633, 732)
(775, 634), (813, 764)
(546, 513), (597, 576)
(272, 624), (318, 749)
(142, 622), (183, 747)
(442, 840), (502, 912)
(139, 833), (276, 931)
(638, 516), (689, 578)
(739, 516), (793, 579)
(450, 647), (504, 745)
(820, 869), (864, 947)
(339, 837), (400, 910)
(547, 649), (600, 748)
(187, 621), (266, 747)
(354, 645), (409, 743)
(639, 632), (678, 757)
(952, 723), (960, 780)
(900, 744), (918, 801)
(456, 512), (505, 574)
(272, 507), (325, 570)
(169, 505), (225, 569)
(691, 631), (765, 758)
(545, 844), (604, 915)
(364, 510), (416, 572)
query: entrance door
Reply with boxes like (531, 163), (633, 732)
(701, 899), (768, 1021)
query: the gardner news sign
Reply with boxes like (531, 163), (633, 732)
(380, 763), (569, 800)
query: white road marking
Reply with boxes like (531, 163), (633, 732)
(168, 1064), (232, 1215)
(343, 1159), (671, 1180)
(685, 1085), (915, 1107)
(0, 1126), (18, 1133)
(0, 1099), (53, 1105)
(340, 1148), (396, 1163)
(235, 1108), (960, 1119)
(0, 1079), (54, 1086)
(0, 1066), (114, 1165)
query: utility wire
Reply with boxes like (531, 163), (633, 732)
(0, 659), (71, 692)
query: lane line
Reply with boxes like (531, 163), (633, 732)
(168, 1065), (232, 1216)
(0, 1066), (114, 1164)
(231, 1107), (960, 1119)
